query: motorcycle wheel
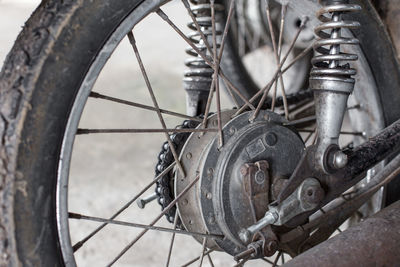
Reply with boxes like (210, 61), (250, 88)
(0, 0), (399, 266)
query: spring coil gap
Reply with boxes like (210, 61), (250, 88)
(184, 0), (224, 114)
(310, 2), (362, 82)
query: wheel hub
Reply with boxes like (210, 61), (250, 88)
(175, 110), (304, 255)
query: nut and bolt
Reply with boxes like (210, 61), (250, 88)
(136, 192), (158, 209)
(267, 240), (278, 252)
(239, 211), (279, 244)
(333, 150), (348, 169)
(255, 170), (266, 185)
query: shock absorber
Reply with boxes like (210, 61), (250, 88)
(183, 0), (224, 116)
(309, 0), (362, 172)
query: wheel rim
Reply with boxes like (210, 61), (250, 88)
(56, 0), (385, 266)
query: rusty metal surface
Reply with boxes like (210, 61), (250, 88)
(283, 199), (400, 267)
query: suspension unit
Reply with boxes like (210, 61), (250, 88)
(310, 0), (361, 173)
(238, 0), (364, 250)
(183, 0), (224, 116)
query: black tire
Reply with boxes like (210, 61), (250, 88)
(0, 0), (399, 266)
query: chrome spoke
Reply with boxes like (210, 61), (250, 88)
(180, 249), (215, 267)
(89, 91), (202, 122)
(127, 31), (185, 177)
(68, 212), (222, 240)
(77, 128), (217, 135)
(107, 176), (200, 266)
(165, 213), (179, 267)
(71, 163), (175, 252)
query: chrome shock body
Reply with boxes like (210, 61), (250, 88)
(310, 0), (362, 172)
(183, 0), (224, 116)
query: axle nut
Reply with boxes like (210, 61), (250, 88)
(333, 151), (348, 169)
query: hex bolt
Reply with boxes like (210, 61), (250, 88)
(333, 151), (348, 169)
(239, 211), (279, 244)
(136, 192), (158, 209)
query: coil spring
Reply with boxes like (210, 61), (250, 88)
(183, 0), (224, 106)
(310, 2), (362, 81)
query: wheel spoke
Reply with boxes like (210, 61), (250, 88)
(252, 13), (308, 120)
(288, 100), (314, 121)
(181, 0), (214, 57)
(107, 175), (200, 266)
(261, 257), (274, 265)
(211, 0), (224, 147)
(71, 163), (175, 252)
(272, 251), (282, 267)
(207, 254), (215, 267)
(269, 2), (289, 118)
(127, 31), (186, 177)
(347, 104), (361, 110)
(198, 237), (207, 267)
(298, 129), (364, 137)
(180, 249), (215, 267)
(165, 213), (179, 267)
(156, 9), (255, 110)
(68, 212), (222, 240)
(233, 22), (311, 117)
(89, 92), (202, 122)
(77, 128), (217, 135)
(201, 0), (238, 129)
(284, 115), (316, 126)
(233, 255), (251, 267)
(304, 126), (317, 144)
